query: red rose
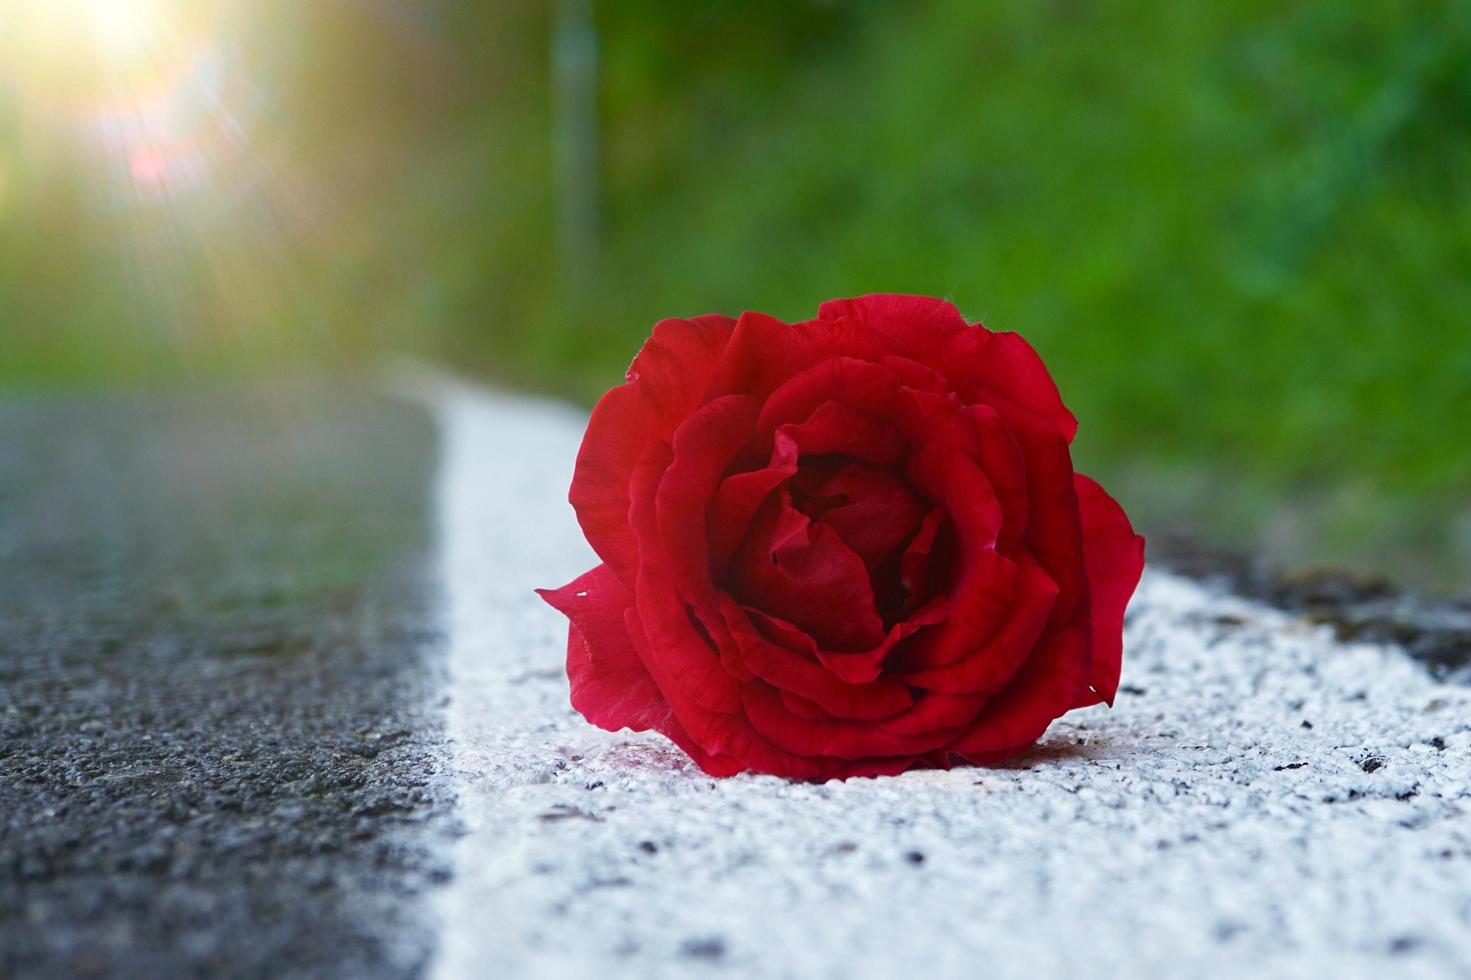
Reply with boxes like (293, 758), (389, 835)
(539, 294), (1144, 780)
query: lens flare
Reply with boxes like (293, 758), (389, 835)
(1, 1), (259, 206)
(78, 0), (161, 64)
(4, 0), (166, 76)
(0, 0), (295, 349)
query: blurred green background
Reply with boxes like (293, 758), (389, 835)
(2, 0), (1469, 589)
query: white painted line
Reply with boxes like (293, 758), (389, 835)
(417, 379), (1471, 980)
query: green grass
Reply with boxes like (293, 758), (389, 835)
(3, 0), (1469, 586)
(462, 0), (1471, 586)
(495, 1), (1471, 490)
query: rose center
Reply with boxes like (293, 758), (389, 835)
(790, 456), (931, 623)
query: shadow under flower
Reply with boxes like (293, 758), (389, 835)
(982, 727), (1122, 772)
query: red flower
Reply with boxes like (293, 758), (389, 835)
(538, 295), (1144, 779)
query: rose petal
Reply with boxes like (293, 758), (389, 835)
(779, 689), (838, 721)
(815, 754), (921, 779)
(741, 684), (952, 760)
(971, 404), (1030, 553)
(900, 553), (1059, 694)
(1072, 473), (1145, 707)
(813, 596), (947, 685)
(727, 491), (886, 652)
(817, 294), (970, 344)
(894, 548), (1013, 672)
(946, 618), (1092, 761)
(876, 355), (950, 395)
(654, 394), (763, 609)
(776, 400), (907, 466)
(569, 314), (735, 584)
(892, 387), (980, 456)
(802, 463), (925, 573)
(988, 395), (1086, 629)
(623, 599), (800, 778)
(817, 294), (1078, 442)
(966, 331), (1079, 443)
(707, 431), (800, 570)
(537, 564), (670, 733)
(905, 443), (1003, 552)
(877, 689), (991, 737)
(756, 356), (907, 437)
(709, 310), (902, 399)
(537, 565), (747, 777)
(628, 439), (740, 718)
(899, 508), (947, 609)
(722, 599), (915, 721)
(648, 708), (747, 777)
(895, 444), (1012, 669)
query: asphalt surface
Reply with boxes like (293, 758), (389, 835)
(0, 384), (451, 979)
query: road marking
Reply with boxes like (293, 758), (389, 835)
(412, 378), (1471, 980)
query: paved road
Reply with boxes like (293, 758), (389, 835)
(0, 384), (450, 978)
(3, 381), (1470, 979)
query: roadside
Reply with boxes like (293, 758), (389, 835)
(1150, 531), (1471, 685)
(0, 384), (454, 979)
(421, 383), (1471, 980)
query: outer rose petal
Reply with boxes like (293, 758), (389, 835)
(741, 684), (953, 760)
(817, 294), (969, 343)
(946, 618), (1092, 761)
(627, 581), (826, 779)
(569, 315), (735, 585)
(971, 405), (1030, 553)
(818, 294), (1079, 442)
(536, 565), (670, 733)
(625, 315), (739, 417)
(965, 331), (1079, 443)
(648, 713), (747, 777)
(708, 310), (903, 399)
(628, 440), (743, 718)
(655, 394), (763, 610)
(757, 357), (980, 458)
(619, 622), (744, 779)
(992, 398), (1087, 629)
(1073, 473), (1146, 706)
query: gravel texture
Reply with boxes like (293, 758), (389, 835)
(426, 383), (1471, 980)
(0, 386), (451, 979)
(5, 380), (1469, 979)
(1151, 531), (1471, 684)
